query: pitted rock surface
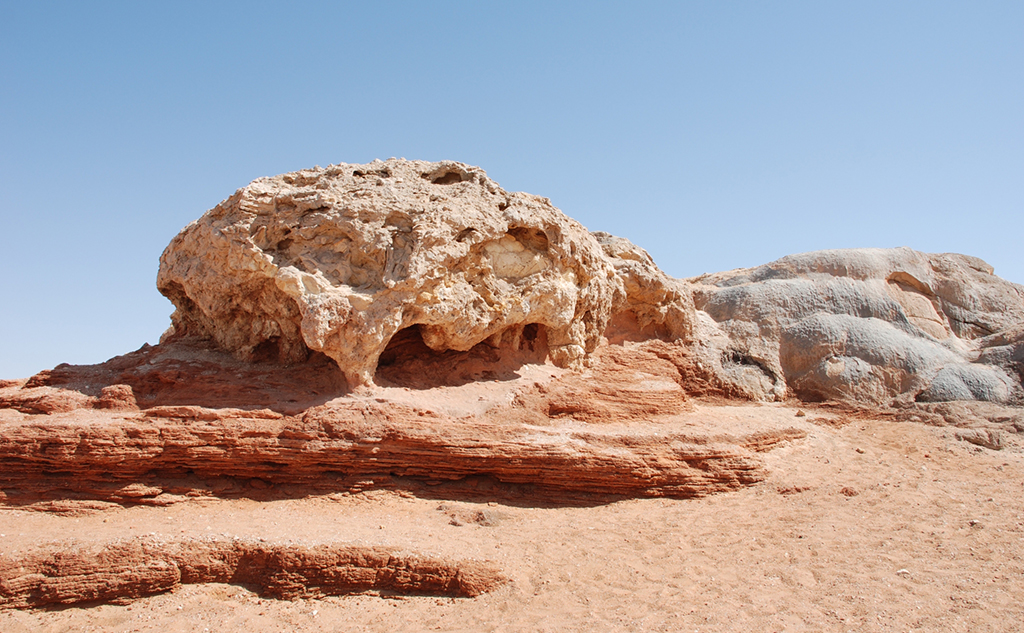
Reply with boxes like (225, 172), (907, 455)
(593, 232), (696, 344)
(158, 160), (623, 385)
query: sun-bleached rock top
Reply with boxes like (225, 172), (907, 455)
(157, 159), (626, 386)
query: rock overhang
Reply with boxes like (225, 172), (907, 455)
(157, 159), (633, 386)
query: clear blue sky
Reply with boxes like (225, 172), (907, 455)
(1, 1), (1022, 378)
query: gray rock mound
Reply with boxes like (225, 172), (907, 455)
(691, 247), (1024, 405)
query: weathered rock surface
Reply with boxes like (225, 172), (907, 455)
(690, 247), (1024, 406)
(158, 159), (632, 386)
(594, 232), (695, 344)
(0, 341), (804, 507)
(0, 538), (504, 609)
(155, 159), (1024, 409)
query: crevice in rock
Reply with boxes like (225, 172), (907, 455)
(352, 167), (391, 178)
(507, 226), (550, 252)
(723, 350), (777, 384)
(422, 166), (473, 185)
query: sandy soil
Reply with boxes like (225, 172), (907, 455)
(2, 402), (1022, 633)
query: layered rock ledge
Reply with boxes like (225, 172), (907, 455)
(0, 539), (504, 609)
(0, 341), (804, 508)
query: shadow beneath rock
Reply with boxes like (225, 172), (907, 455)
(374, 324), (549, 389)
(1, 472), (635, 514)
(21, 339), (350, 415)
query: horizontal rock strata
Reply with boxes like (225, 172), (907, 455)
(0, 340), (804, 506)
(0, 405), (800, 505)
(0, 539), (504, 609)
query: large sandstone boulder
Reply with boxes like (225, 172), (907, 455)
(691, 248), (1024, 405)
(158, 159), (626, 386)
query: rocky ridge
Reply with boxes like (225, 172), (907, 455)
(0, 539), (501, 609)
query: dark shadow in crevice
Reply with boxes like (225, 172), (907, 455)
(374, 323), (549, 390)
(0, 471), (641, 515)
(17, 337), (350, 415)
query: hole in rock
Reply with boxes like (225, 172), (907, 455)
(374, 324), (549, 389)
(422, 167), (471, 185)
(250, 337), (287, 363)
(723, 350), (777, 382)
(521, 323), (542, 345)
(353, 168), (391, 178)
(508, 226), (550, 252)
(431, 171), (463, 185)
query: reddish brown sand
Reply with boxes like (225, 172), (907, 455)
(2, 399), (1022, 632)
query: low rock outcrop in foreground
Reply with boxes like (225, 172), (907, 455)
(2, 159), (1023, 610)
(0, 539), (502, 609)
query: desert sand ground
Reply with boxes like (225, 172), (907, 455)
(2, 401), (1022, 633)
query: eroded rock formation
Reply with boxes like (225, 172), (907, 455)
(158, 160), (632, 386)
(156, 160), (1023, 406)
(4, 159), (1024, 612)
(0, 539), (504, 609)
(690, 248), (1024, 406)
(0, 341), (804, 507)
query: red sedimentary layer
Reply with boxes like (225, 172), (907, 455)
(0, 539), (504, 609)
(0, 341), (804, 507)
(0, 401), (803, 505)
(0, 338), (807, 608)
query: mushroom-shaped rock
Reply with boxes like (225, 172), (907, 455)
(158, 160), (623, 386)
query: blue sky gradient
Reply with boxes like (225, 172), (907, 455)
(2, 1), (1021, 378)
